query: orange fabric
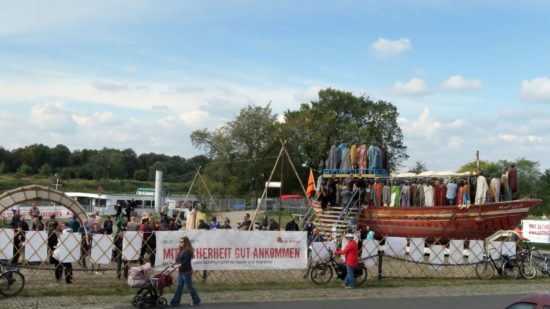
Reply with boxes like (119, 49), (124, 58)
(306, 169), (316, 198)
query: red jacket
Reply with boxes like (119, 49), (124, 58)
(335, 239), (359, 267)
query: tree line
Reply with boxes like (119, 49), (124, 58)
(0, 144), (209, 183)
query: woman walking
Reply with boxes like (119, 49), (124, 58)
(170, 236), (201, 307)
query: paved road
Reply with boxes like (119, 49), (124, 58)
(112, 294), (523, 309)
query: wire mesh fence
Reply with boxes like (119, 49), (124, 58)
(0, 226), (540, 290)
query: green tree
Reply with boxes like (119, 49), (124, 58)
(534, 169), (550, 216)
(39, 163), (52, 176)
(283, 88), (408, 171)
(17, 163), (34, 176)
(409, 161), (428, 174)
(0, 161), (5, 174)
(133, 169), (148, 181)
(190, 104), (281, 197)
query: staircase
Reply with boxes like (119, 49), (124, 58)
(312, 203), (363, 241)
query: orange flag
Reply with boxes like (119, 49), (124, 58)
(306, 168), (316, 198)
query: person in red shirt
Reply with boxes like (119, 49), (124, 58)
(335, 233), (359, 288)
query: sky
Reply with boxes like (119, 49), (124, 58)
(1, 0), (550, 172)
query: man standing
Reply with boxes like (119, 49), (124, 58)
(335, 233), (359, 289)
(285, 217), (300, 231)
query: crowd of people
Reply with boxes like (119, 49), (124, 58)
(316, 164), (519, 209)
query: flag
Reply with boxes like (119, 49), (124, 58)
(306, 168), (316, 198)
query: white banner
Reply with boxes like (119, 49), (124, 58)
(155, 230), (307, 270)
(468, 240), (483, 264)
(429, 245), (445, 270)
(409, 238), (425, 263)
(384, 237), (407, 257)
(55, 233), (81, 263)
(91, 234), (114, 264)
(24, 231), (48, 262)
(448, 240), (464, 265)
(123, 231), (142, 261)
(362, 239), (379, 266)
(0, 229), (14, 260)
(310, 241), (335, 262)
(522, 220), (550, 244)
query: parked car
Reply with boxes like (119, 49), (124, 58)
(505, 294), (550, 309)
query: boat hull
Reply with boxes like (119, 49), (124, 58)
(359, 199), (541, 240)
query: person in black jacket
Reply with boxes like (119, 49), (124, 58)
(285, 217), (300, 231)
(170, 236), (201, 307)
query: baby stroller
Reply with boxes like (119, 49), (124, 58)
(129, 263), (174, 308)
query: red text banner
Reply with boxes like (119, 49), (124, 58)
(155, 230), (307, 270)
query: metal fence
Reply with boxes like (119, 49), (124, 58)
(0, 227), (539, 290)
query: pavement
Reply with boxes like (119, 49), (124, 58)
(2, 281), (550, 309)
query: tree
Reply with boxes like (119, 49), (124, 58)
(133, 169), (148, 181)
(409, 161), (428, 174)
(283, 88), (408, 171)
(39, 163), (52, 176)
(190, 104), (282, 197)
(17, 163), (34, 176)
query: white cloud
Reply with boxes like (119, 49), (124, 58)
(448, 136), (464, 149)
(441, 75), (482, 92)
(448, 118), (464, 129)
(521, 77), (550, 102)
(29, 102), (76, 131)
(393, 78), (430, 96)
(179, 110), (210, 127)
(406, 108), (441, 138)
(528, 135), (543, 142)
(498, 134), (518, 142)
(370, 38), (411, 58)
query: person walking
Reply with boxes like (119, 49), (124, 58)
(170, 236), (201, 307)
(335, 233), (359, 289)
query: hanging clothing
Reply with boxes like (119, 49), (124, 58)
(328, 145), (340, 169)
(501, 173), (510, 201)
(424, 185), (434, 207)
(340, 145), (352, 170)
(418, 184), (426, 207)
(463, 184), (470, 205)
(375, 146), (383, 169)
(475, 176), (488, 204)
(401, 184), (411, 207)
(508, 167), (518, 193)
(438, 184), (447, 206)
(409, 184), (417, 207)
(489, 177), (501, 202)
(357, 144), (368, 169)
(339, 143), (346, 162)
(367, 146), (378, 170)
(382, 184), (391, 207)
(381, 146), (389, 170)
(456, 185), (464, 205)
(350, 144), (357, 168)
(434, 181), (441, 206)
(390, 185), (401, 207)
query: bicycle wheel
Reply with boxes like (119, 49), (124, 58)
(531, 249), (547, 273)
(475, 260), (495, 280)
(310, 263), (333, 285)
(501, 263), (520, 279)
(0, 271), (25, 297)
(519, 260), (537, 279)
(355, 266), (368, 286)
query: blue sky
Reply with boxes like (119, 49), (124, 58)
(1, 0), (550, 171)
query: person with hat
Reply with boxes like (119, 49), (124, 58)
(335, 233), (359, 289)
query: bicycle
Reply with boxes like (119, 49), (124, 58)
(475, 253), (521, 280)
(0, 261), (25, 297)
(519, 245), (550, 279)
(310, 250), (368, 286)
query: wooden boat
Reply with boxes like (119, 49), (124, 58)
(360, 199), (541, 240)
(313, 199), (541, 241)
